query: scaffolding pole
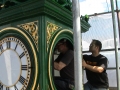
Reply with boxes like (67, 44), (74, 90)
(115, 0), (120, 43)
(72, 0), (83, 90)
(110, 0), (120, 90)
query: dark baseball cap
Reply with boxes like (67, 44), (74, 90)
(58, 39), (67, 43)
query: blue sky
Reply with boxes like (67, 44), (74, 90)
(79, 0), (120, 50)
(80, 0), (120, 15)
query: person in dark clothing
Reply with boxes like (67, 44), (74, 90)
(82, 39), (109, 90)
(54, 39), (74, 90)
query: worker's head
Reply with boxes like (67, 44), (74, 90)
(56, 39), (73, 53)
(89, 39), (102, 52)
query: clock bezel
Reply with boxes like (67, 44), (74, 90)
(0, 27), (39, 90)
(0, 37), (31, 89)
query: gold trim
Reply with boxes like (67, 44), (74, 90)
(0, 27), (38, 90)
(37, 84), (39, 90)
(48, 29), (73, 90)
(17, 21), (38, 50)
(37, 84), (40, 90)
(47, 22), (62, 51)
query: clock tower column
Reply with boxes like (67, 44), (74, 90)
(0, 0), (90, 90)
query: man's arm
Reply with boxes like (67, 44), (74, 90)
(54, 61), (66, 71)
(82, 60), (104, 73)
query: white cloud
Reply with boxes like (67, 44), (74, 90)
(82, 40), (89, 50)
(80, 0), (108, 15)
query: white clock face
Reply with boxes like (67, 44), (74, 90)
(0, 37), (31, 90)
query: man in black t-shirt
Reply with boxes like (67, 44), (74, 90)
(54, 39), (74, 90)
(82, 39), (109, 90)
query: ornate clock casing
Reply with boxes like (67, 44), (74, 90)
(0, 37), (31, 90)
(0, 27), (38, 90)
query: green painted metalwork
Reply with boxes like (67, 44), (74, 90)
(0, 0), (90, 90)
(52, 0), (72, 11)
(47, 29), (73, 90)
(0, 0), (29, 10)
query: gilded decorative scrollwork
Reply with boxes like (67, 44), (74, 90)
(37, 84), (39, 90)
(47, 22), (61, 51)
(17, 21), (38, 50)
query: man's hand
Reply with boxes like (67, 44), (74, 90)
(82, 59), (87, 67)
(54, 61), (66, 71)
(82, 59), (104, 73)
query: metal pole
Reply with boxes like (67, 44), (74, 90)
(72, 0), (83, 90)
(110, 0), (120, 90)
(115, 0), (120, 43)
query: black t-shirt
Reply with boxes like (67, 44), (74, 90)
(55, 50), (74, 81)
(83, 54), (109, 88)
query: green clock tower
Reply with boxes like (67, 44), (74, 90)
(0, 0), (90, 90)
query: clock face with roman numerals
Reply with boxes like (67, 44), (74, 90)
(0, 37), (31, 90)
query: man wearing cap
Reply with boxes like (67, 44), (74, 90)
(54, 39), (74, 90)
